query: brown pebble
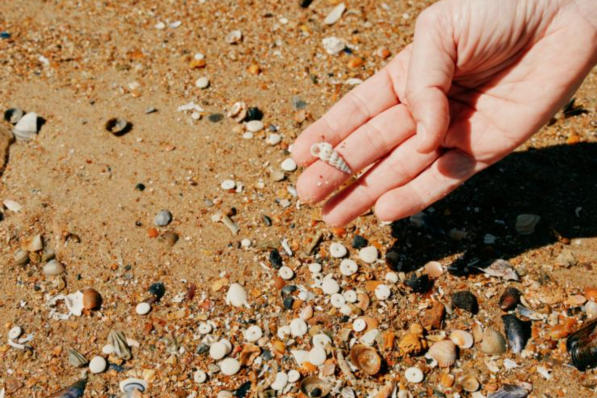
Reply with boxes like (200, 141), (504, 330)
(83, 288), (102, 310)
(247, 64), (261, 75)
(421, 301), (445, 330)
(189, 59), (206, 69)
(348, 57), (364, 68)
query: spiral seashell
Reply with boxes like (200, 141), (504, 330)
(119, 378), (148, 394)
(481, 328), (507, 355)
(13, 112), (39, 141)
(449, 330), (474, 349)
(300, 376), (332, 397)
(349, 344), (382, 375)
(515, 214), (541, 235)
(47, 378), (87, 398)
(310, 142), (351, 174)
(428, 340), (457, 367)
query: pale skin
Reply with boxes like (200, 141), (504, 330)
(292, 0), (597, 226)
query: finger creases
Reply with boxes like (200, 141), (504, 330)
(296, 104), (416, 205)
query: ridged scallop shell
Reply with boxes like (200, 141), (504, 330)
(449, 330), (474, 349)
(515, 214), (541, 235)
(47, 378), (87, 398)
(300, 376), (331, 397)
(311, 142), (351, 174)
(13, 112), (39, 141)
(349, 344), (381, 375)
(428, 340), (457, 367)
(481, 328), (507, 355)
(108, 330), (132, 360)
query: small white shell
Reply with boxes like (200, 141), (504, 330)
(221, 179), (236, 190)
(585, 301), (597, 320)
(309, 263), (322, 273)
(311, 142), (351, 174)
(271, 372), (289, 391)
(375, 284), (392, 300)
(385, 272), (399, 283)
(13, 112), (39, 141)
(8, 326), (22, 340)
(290, 318), (308, 337)
(279, 266), (294, 280)
(210, 342), (229, 360)
(195, 77), (210, 89)
(194, 370), (207, 383)
(89, 356), (107, 373)
(135, 302), (151, 315)
(353, 318), (367, 332)
(330, 293), (346, 308)
(358, 246), (378, 263)
(227, 101), (247, 122)
(288, 369), (301, 382)
(198, 322), (213, 334)
(340, 259), (358, 276)
(312, 333), (332, 347)
(43, 259), (64, 276)
(244, 325), (263, 342)
(321, 278), (340, 295)
(343, 290), (357, 303)
(226, 283), (249, 307)
(225, 30), (243, 44)
(404, 367), (424, 383)
(119, 378), (148, 393)
(329, 242), (348, 258)
(324, 3), (346, 25)
(65, 291), (84, 316)
(281, 158), (297, 172)
(220, 358), (241, 376)
(308, 345), (327, 366)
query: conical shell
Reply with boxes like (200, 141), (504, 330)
(349, 344), (381, 375)
(481, 328), (507, 355)
(449, 330), (474, 349)
(428, 340), (457, 367)
(13, 112), (39, 141)
(310, 142), (351, 174)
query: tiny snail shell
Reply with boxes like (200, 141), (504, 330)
(225, 30), (243, 44)
(310, 142), (351, 174)
(227, 101), (247, 122)
(428, 340), (458, 367)
(300, 376), (332, 397)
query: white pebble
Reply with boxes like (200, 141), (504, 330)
(271, 372), (289, 391)
(281, 158), (297, 172)
(194, 52), (205, 60)
(135, 302), (151, 315)
(343, 290), (357, 303)
(339, 259), (358, 276)
(198, 322), (213, 334)
(288, 369), (301, 382)
(245, 325), (263, 342)
(385, 272), (399, 283)
(359, 246), (379, 263)
(226, 283), (248, 307)
(220, 339), (233, 353)
(375, 284), (392, 300)
(194, 369), (207, 383)
(89, 356), (107, 374)
(241, 238), (252, 248)
(195, 77), (210, 89)
(586, 301), (597, 320)
(8, 326), (22, 340)
(353, 318), (367, 332)
(330, 293), (346, 308)
(290, 318), (308, 337)
(405, 367), (424, 383)
(246, 120), (264, 133)
(324, 3), (346, 25)
(267, 133), (281, 145)
(279, 266), (294, 280)
(340, 305), (352, 315)
(277, 325), (291, 339)
(220, 358), (241, 376)
(312, 334), (332, 347)
(330, 242), (347, 258)
(209, 342), (229, 360)
(101, 344), (114, 355)
(243, 132), (254, 139)
(309, 263), (322, 273)
(321, 278), (340, 295)
(221, 179), (236, 190)
(322, 36), (346, 55)
(308, 345), (327, 366)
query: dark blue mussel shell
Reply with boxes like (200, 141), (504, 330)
(47, 378), (87, 398)
(567, 319), (597, 371)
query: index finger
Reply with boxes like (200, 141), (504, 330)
(291, 49), (410, 166)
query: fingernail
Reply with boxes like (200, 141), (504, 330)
(416, 123), (427, 150)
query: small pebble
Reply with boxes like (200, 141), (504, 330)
(198, 322), (213, 334)
(154, 210), (172, 226)
(321, 278), (340, 295)
(359, 246), (379, 263)
(208, 113), (224, 123)
(331, 293), (346, 308)
(290, 318), (308, 337)
(385, 272), (399, 283)
(340, 259), (358, 276)
(246, 120), (264, 133)
(330, 242), (347, 258)
(8, 326), (22, 340)
(194, 370), (207, 383)
(89, 356), (107, 374)
(309, 263), (322, 273)
(308, 345), (327, 366)
(353, 318), (367, 332)
(281, 158), (297, 172)
(271, 372), (289, 391)
(375, 284), (392, 300)
(220, 358), (241, 376)
(135, 302), (151, 315)
(343, 290), (357, 303)
(267, 134), (281, 145)
(210, 342), (229, 360)
(102, 344), (114, 355)
(245, 325), (263, 342)
(221, 180), (236, 190)
(352, 235), (368, 249)
(279, 266), (294, 280)
(195, 77), (210, 89)
(288, 369), (301, 382)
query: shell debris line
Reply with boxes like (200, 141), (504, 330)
(0, 0), (596, 397)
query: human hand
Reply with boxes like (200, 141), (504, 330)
(292, 0), (597, 226)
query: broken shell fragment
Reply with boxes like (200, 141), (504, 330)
(108, 330), (132, 360)
(227, 101), (248, 122)
(300, 376), (332, 397)
(310, 142), (351, 174)
(502, 314), (531, 354)
(474, 259), (519, 281)
(47, 378), (87, 398)
(459, 375), (480, 392)
(515, 214), (541, 235)
(119, 378), (148, 394)
(13, 112), (39, 141)
(449, 330), (474, 349)
(487, 383), (532, 398)
(404, 367), (424, 383)
(428, 340), (458, 367)
(14, 248), (29, 266)
(349, 344), (381, 375)
(68, 348), (89, 368)
(225, 30), (243, 44)
(65, 291), (84, 316)
(24, 234), (43, 252)
(4, 107), (24, 124)
(226, 283), (249, 307)
(105, 118), (131, 135)
(481, 328), (507, 355)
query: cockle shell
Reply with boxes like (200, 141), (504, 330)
(310, 142), (351, 174)
(108, 330), (132, 360)
(13, 112), (39, 141)
(47, 378), (87, 398)
(515, 214), (541, 235)
(481, 328), (507, 355)
(350, 344), (381, 375)
(449, 330), (474, 349)
(83, 288), (102, 310)
(428, 340), (457, 367)
(300, 376), (331, 397)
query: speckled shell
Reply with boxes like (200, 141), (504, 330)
(428, 340), (457, 367)
(481, 328), (507, 355)
(311, 142), (351, 174)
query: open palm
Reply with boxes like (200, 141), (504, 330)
(292, 0), (597, 226)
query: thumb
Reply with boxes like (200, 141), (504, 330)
(405, 6), (456, 154)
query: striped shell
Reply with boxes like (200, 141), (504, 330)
(428, 340), (457, 367)
(449, 330), (474, 349)
(481, 328), (507, 355)
(310, 142), (351, 174)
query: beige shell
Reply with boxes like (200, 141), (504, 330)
(472, 322), (484, 343)
(14, 249), (29, 266)
(310, 142), (351, 174)
(424, 261), (444, 278)
(108, 330), (132, 360)
(83, 288), (102, 310)
(300, 376), (331, 397)
(515, 214), (541, 235)
(459, 375), (480, 392)
(480, 328), (507, 355)
(227, 101), (247, 122)
(349, 344), (381, 375)
(428, 340), (457, 367)
(449, 330), (474, 349)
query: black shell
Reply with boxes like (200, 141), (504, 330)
(269, 249), (283, 269)
(566, 319), (597, 371)
(452, 291), (478, 314)
(499, 287), (522, 311)
(48, 378), (87, 398)
(351, 235), (368, 249)
(502, 314), (531, 353)
(405, 274), (431, 294)
(148, 282), (166, 300)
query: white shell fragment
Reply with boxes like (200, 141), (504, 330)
(321, 278), (340, 295)
(194, 370), (207, 383)
(308, 345), (327, 366)
(324, 3), (346, 25)
(353, 318), (367, 332)
(225, 30), (243, 44)
(13, 112), (39, 141)
(359, 246), (379, 263)
(281, 158), (297, 172)
(322, 36), (346, 55)
(195, 77), (210, 89)
(89, 356), (107, 373)
(375, 284), (391, 300)
(198, 322), (213, 334)
(244, 325), (263, 342)
(271, 372), (289, 391)
(43, 259), (64, 276)
(226, 283), (249, 307)
(210, 342), (229, 360)
(279, 266), (295, 280)
(405, 367), (424, 383)
(340, 259), (358, 276)
(311, 142), (351, 174)
(290, 318), (308, 337)
(288, 369), (301, 382)
(220, 358), (241, 376)
(330, 242), (348, 258)
(3, 199), (23, 212)
(65, 291), (85, 316)
(135, 302), (151, 315)
(221, 179), (236, 190)
(8, 326), (22, 340)
(331, 293), (346, 308)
